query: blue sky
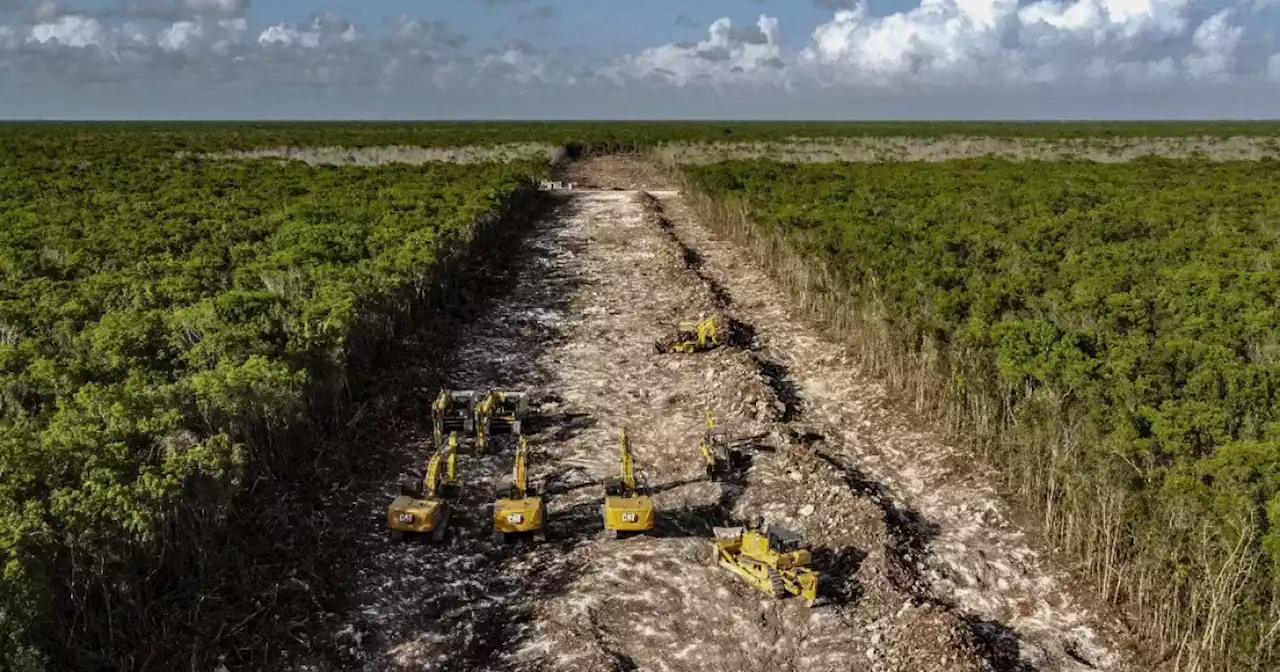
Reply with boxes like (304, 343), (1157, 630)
(244, 1), (844, 55)
(1, 0), (1279, 118)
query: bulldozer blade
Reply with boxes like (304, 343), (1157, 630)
(713, 526), (745, 539)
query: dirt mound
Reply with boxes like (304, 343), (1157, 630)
(557, 155), (679, 190)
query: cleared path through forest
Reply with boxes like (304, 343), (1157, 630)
(276, 181), (1136, 672)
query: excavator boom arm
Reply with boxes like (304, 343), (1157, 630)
(698, 317), (718, 345)
(512, 436), (529, 498)
(423, 451), (442, 498)
(444, 432), (459, 484)
(620, 427), (636, 492)
(423, 431), (461, 498)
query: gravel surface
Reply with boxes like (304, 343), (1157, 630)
(276, 185), (994, 672)
(267, 156), (1146, 672)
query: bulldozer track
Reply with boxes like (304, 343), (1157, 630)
(266, 166), (1138, 672)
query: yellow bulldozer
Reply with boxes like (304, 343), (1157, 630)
(432, 389), (478, 447)
(474, 389), (531, 452)
(601, 427), (655, 539)
(699, 408), (747, 481)
(387, 432), (463, 542)
(654, 315), (721, 354)
(493, 435), (547, 543)
(713, 520), (819, 606)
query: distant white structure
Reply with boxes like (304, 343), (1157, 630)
(538, 180), (575, 191)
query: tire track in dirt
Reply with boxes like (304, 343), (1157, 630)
(651, 190), (1139, 672)
(283, 187), (994, 672)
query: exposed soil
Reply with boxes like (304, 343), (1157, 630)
(201, 135), (1280, 169)
(266, 175), (1003, 671)
(648, 193), (1142, 671)
(652, 136), (1280, 163)
(557, 155), (679, 190)
(200, 143), (558, 165)
(238, 156), (1147, 672)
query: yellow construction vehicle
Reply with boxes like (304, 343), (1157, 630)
(601, 427), (655, 538)
(492, 435), (547, 543)
(387, 432), (463, 542)
(655, 315), (721, 354)
(432, 389), (478, 447)
(474, 389), (531, 451)
(712, 520), (819, 606)
(699, 408), (745, 481)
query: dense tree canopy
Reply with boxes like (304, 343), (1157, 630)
(0, 134), (544, 669)
(683, 158), (1280, 669)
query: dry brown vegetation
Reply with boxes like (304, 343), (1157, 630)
(205, 135), (1280, 168)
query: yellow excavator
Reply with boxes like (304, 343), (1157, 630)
(601, 427), (655, 538)
(713, 519), (820, 606)
(387, 432), (463, 542)
(474, 389), (531, 452)
(432, 389), (478, 447)
(655, 315), (720, 354)
(699, 408), (745, 481)
(493, 435), (547, 543)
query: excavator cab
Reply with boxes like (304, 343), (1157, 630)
(712, 519), (819, 605)
(699, 408), (744, 481)
(475, 389), (531, 451)
(602, 427), (655, 538)
(493, 435), (547, 543)
(655, 315), (721, 354)
(387, 432), (464, 542)
(432, 389), (478, 447)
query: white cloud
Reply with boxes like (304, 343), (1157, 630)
(120, 22), (149, 46)
(612, 2), (1276, 91)
(3, 3), (1280, 116)
(0, 25), (18, 51)
(33, 0), (62, 23)
(258, 14), (356, 50)
(258, 23), (320, 49)
(1182, 9), (1243, 80)
(28, 15), (105, 48)
(158, 20), (200, 51)
(183, 0), (248, 16)
(606, 14), (788, 87)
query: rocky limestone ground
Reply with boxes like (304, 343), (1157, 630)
(198, 134), (1280, 169)
(651, 135), (1280, 163)
(200, 143), (559, 165)
(648, 189), (1143, 671)
(273, 185), (994, 672)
